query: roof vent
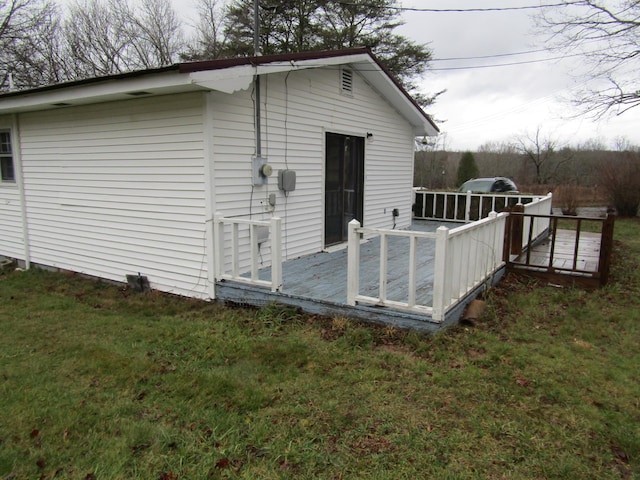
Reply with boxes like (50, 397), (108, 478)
(127, 91), (152, 97)
(340, 67), (353, 96)
(51, 102), (72, 107)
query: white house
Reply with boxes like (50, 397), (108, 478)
(0, 48), (438, 300)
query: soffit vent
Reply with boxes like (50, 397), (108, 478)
(341, 67), (353, 96)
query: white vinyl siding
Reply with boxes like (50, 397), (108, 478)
(18, 93), (209, 297)
(210, 66), (415, 260)
(4, 64), (419, 296)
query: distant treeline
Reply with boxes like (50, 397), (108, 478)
(415, 147), (639, 190)
(415, 144), (640, 216)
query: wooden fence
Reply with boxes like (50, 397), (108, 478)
(505, 211), (615, 287)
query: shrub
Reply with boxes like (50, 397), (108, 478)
(555, 184), (580, 216)
(599, 153), (640, 217)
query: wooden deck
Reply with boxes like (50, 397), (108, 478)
(215, 220), (493, 332)
(509, 229), (605, 287)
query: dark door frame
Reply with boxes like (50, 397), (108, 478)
(324, 132), (365, 247)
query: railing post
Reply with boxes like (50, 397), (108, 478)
(432, 226), (450, 322)
(347, 219), (361, 306)
(270, 216), (283, 292)
(465, 190), (471, 223)
(213, 212), (224, 282)
(598, 212), (615, 286)
(503, 210), (512, 263)
(510, 204), (524, 255)
(488, 211), (497, 272)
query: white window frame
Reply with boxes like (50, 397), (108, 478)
(0, 129), (16, 184)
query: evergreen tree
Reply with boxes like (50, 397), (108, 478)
(218, 0), (434, 106)
(456, 151), (479, 187)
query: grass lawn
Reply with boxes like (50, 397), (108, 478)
(1, 219), (639, 479)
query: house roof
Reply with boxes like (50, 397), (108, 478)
(0, 48), (438, 136)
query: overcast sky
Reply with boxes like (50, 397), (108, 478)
(396, 0), (640, 151)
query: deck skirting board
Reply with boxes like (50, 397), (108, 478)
(215, 265), (505, 332)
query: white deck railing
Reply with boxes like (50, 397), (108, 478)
(347, 211), (509, 322)
(413, 189), (547, 223)
(518, 193), (553, 251)
(213, 213), (282, 292)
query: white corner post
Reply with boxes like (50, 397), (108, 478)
(432, 226), (450, 322)
(12, 114), (30, 269)
(347, 219), (361, 306)
(270, 216), (283, 292)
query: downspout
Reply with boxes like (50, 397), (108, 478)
(12, 114), (30, 268)
(254, 0), (261, 158)
(203, 94), (217, 300)
(255, 76), (261, 157)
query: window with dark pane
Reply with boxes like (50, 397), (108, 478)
(0, 130), (15, 182)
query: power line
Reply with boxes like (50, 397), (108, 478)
(432, 48), (550, 62)
(338, 1), (580, 13)
(430, 53), (584, 71)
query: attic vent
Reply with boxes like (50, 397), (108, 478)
(340, 67), (353, 96)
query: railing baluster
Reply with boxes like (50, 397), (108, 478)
(408, 235), (417, 307)
(548, 216), (558, 271)
(379, 233), (388, 303)
(572, 219), (582, 271)
(231, 222), (239, 278)
(525, 216), (534, 265)
(431, 192), (437, 218)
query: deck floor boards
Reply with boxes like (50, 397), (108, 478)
(510, 229), (603, 286)
(517, 230), (601, 272)
(251, 220), (459, 306)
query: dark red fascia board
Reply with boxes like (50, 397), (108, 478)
(177, 47), (373, 73)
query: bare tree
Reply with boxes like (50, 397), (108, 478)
(414, 133), (449, 189)
(612, 136), (638, 152)
(0, 0), (62, 90)
(515, 127), (572, 185)
(63, 0), (183, 79)
(64, 0), (135, 77)
(128, 0), (184, 68)
(476, 141), (521, 181)
(181, 0), (228, 61)
(538, 1), (640, 117)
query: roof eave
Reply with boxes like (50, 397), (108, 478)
(0, 48), (439, 135)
